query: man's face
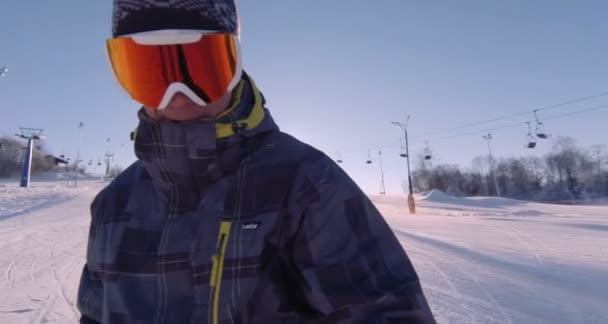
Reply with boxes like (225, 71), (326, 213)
(145, 90), (233, 122)
(107, 30), (241, 122)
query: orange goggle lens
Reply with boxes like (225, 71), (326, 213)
(106, 33), (239, 108)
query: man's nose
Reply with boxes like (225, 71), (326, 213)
(165, 92), (198, 110)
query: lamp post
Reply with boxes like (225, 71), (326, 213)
(483, 133), (501, 197)
(104, 153), (114, 178)
(392, 116), (415, 214)
(74, 122), (83, 188)
(378, 150), (386, 195)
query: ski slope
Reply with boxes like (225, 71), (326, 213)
(372, 191), (608, 324)
(1, 180), (607, 324)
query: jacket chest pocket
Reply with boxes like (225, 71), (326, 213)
(189, 212), (281, 323)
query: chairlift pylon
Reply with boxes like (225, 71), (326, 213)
(533, 110), (551, 139)
(524, 122), (537, 149)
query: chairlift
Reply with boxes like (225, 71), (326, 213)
(524, 122), (537, 149)
(424, 141), (432, 160)
(525, 141), (537, 149)
(366, 150), (373, 164)
(88, 160), (93, 166)
(533, 110), (551, 139)
(399, 139), (408, 158)
(336, 153), (343, 164)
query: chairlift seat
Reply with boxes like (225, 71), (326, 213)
(400, 153), (408, 158)
(535, 121), (550, 139)
(525, 142), (537, 149)
(425, 155), (432, 160)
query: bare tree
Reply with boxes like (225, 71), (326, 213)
(0, 136), (57, 177)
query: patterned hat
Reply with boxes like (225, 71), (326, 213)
(112, 0), (239, 37)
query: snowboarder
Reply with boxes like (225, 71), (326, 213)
(77, 1), (436, 323)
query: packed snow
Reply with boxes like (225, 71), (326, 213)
(1, 179), (607, 323)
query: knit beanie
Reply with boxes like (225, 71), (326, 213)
(112, 0), (239, 37)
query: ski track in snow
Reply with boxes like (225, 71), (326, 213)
(2, 181), (608, 323)
(0, 180), (97, 324)
(492, 223), (544, 266)
(375, 193), (608, 324)
(396, 229), (516, 323)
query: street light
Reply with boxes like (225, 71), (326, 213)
(104, 153), (114, 178)
(378, 150), (386, 195)
(74, 122), (83, 188)
(482, 133), (501, 197)
(392, 116), (416, 214)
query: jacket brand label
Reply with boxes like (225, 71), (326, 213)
(241, 222), (261, 230)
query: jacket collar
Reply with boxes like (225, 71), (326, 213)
(133, 74), (278, 213)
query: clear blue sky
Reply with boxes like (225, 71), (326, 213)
(1, 1), (607, 194)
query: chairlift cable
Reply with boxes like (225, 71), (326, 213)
(326, 92), (608, 156)
(324, 100), (608, 157)
(411, 91), (608, 138)
(419, 104), (608, 144)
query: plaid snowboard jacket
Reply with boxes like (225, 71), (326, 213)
(77, 76), (435, 324)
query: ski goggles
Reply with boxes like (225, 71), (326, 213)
(106, 31), (242, 109)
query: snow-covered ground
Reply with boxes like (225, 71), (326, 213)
(0, 179), (102, 324)
(372, 191), (608, 324)
(1, 179), (607, 324)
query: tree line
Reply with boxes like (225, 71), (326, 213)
(0, 135), (125, 179)
(410, 137), (607, 201)
(0, 136), (58, 177)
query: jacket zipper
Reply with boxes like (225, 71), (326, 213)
(208, 221), (232, 324)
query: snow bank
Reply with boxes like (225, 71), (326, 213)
(418, 190), (528, 210)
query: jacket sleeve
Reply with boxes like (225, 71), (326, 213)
(76, 191), (105, 324)
(286, 159), (436, 323)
